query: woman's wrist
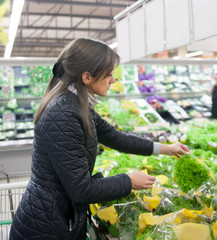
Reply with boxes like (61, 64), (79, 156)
(160, 144), (171, 155)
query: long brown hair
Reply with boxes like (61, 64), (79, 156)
(34, 38), (120, 134)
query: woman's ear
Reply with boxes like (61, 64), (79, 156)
(81, 72), (94, 86)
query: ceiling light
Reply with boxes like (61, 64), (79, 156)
(4, 0), (25, 58)
(185, 51), (203, 58)
(173, 56), (180, 60)
(109, 42), (118, 49)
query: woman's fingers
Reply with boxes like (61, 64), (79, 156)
(181, 144), (190, 153)
(147, 175), (156, 181)
(173, 153), (181, 158)
(145, 184), (155, 189)
(129, 171), (156, 190)
(161, 142), (190, 156)
(171, 142), (190, 155)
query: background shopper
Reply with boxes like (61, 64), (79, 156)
(211, 73), (217, 119)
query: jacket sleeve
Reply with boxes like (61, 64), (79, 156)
(95, 111), (153, 155)
(212, 86), (217, 118)
(43, 107), (131, 204)
(212, 86), (217, 100)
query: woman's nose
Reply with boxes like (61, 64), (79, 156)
(110, 75), (115, 84)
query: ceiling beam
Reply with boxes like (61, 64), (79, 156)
(16, 37), (70, 41)
(14, 41), (67, 48)
(23, 11), (113, 20)
(20, 25), (115, 33)
(26, 0), (131, 8)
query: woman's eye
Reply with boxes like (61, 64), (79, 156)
(104, 72), (113, 79)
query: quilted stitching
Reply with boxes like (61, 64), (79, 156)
(10, 92), (152, 239)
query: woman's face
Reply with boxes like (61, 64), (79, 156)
(89, 72), (115, 96)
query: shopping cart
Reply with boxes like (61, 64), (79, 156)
(0, 170), (29, 240)
(0, 170), (115, 240)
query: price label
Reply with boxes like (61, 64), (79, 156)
(2, 85), (10, 95)
(3, 112), (15, 122)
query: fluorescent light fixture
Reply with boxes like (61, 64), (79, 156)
(173, 56), (180, 60)
(109, 42), (118, 49)
(4, 0), (25, 58)
(185, 51), (203, 58)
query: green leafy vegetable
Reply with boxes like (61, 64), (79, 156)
(173, 154), (210, 193)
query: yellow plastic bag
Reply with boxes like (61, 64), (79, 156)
(154, 212), (175, 225)
(138, 213), (155, 236)
(142, 195), (161, 211)
(96, 206), (118, 225)
(173, 223), (211, 240)
(156, 174), (169, 185)
(89, 204), (100, 217)
(213, 221), (217, 239)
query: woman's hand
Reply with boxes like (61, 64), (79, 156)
(129, 171), (156, 190)
(160, 142), (190, 158)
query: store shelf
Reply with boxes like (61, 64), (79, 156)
(104, 91), (206, 101)
(0, 97), (41, 107)
(0, 139), (33, 152)
(127, 58), (217, 65)
(0, 139), (33, 174)
(0, 58), (55, 66)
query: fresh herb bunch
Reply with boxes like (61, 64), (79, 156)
(193, 149), (214, 159)
(173, 154), (210, 193)
(107, 153), (144, 176)
(156, 195), (202, 215)
(145, 155), (175, 176)
(137, 224), (176, 240)
(117, 202), (142, 239)
(185, 121), (217, 153)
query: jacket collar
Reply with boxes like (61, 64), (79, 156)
(67, 83), (98, 107)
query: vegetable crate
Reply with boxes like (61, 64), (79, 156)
(0, 171), (29, 240)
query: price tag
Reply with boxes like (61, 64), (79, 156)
(3, 112), (15, 122)
(2, 85), (10, 95)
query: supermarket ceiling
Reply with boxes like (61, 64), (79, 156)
(0, 0), (137, 58)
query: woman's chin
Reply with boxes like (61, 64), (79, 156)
(99, 92), (108, 97)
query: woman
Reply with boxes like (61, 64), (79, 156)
(10, 38), (189, 240)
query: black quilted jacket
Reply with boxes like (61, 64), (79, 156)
(212, 86), (217, 119)
(10, 92), (153, 240)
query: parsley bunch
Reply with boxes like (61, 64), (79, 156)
(173, 154), (210, 193)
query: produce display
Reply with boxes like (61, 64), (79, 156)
(177, 96), (212, 119)
(95, 99), (149, 132)
(0, 63), (216, 141)
(1, 64), (217, 238)
(136, 64), (215, 95)
(108, 65), (139, 95)
(90, 118), (217, 240)
(95, 98), (166, 133)
(0, 66), (49, 140)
